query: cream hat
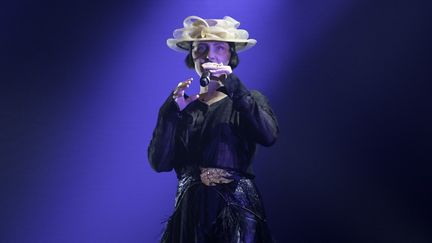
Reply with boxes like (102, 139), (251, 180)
(167, 16), (257, 53)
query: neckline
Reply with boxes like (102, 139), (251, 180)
(197, 95), (229, 107)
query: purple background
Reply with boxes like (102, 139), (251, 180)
(2, 0), (431, 242)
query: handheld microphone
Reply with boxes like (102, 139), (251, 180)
(200, 71), (211, 87)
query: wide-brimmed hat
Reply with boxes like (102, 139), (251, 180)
(167, 16), (257, 53)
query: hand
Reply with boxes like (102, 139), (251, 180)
(172, 78), (199, 111)
(202, 62), (232, 78)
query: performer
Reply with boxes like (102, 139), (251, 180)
(148, 16), (279, 242)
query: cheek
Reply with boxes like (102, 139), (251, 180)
(221, 53), (231, 65)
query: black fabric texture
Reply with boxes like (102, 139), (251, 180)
(148, 74), (279, 242)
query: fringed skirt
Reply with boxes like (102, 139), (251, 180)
(160, 172), (274, 243)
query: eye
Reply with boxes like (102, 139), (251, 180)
(215, 44), (229, 53)
(196, 44), (207, 53)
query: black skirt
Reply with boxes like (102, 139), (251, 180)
(160, 172), (274, 243)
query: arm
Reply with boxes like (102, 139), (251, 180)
(147, 95), (181, 172)
(223, 74), (279, 146)
(147, 78), (199, 172)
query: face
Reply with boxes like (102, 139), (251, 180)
(191, 41), (231, 76)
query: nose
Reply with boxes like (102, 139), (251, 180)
(206, 49), (217, 62)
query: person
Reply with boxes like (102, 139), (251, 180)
(148, 16), (279, 243)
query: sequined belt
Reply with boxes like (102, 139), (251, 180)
(198, 167), (231, 186)
(179, 166), (253, 186)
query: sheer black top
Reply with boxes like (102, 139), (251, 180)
(148, 74), (279, 178)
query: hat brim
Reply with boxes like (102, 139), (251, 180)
(167, 38), (257, 53)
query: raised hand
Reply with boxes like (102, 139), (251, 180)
(202, 62), (232, 78)
(172, 78), (199, 111)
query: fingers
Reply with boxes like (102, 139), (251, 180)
(173, 78), (193, 98)
(209, 69), (231, 77)
(202, 62), (225, 69)
(202, 63), (232, 77)
(176, 78), (193, 88)
(186, 94), (200, 103)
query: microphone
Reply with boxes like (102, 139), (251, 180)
(200, 71), (211, 87)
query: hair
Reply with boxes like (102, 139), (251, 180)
(184, 42), (239, 69)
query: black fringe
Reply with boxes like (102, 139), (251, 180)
(212, 203), (240, 242)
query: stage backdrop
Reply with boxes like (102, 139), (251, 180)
(2, 0), (431, 242)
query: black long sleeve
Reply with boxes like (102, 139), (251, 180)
(223, 74), (279, 146)
(147, 95), (181, 172)
(148, 74), (279, 175)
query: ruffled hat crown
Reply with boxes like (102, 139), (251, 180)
(167, 16), (257, 52)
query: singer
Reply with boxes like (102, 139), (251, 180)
(148, 16), (279, 242)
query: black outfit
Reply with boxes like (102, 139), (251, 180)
(148, 74), (279, 242)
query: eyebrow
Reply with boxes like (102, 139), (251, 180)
(193, 43), (208, 48)
(213, 43), (228, 47)
(193, 42), (227, 48)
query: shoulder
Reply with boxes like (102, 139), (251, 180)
(250, 90), (269, 103)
